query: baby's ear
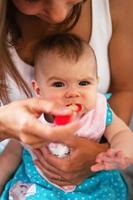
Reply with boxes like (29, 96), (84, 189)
(31, 80), (40, 97)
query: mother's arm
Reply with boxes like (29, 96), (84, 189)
(109, 0), (133, 124)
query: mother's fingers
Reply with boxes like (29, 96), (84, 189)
(47, 122), (80, 144)
(34, 147), (72, 175)
(34, 149), (74, 186)
(29, 119), (79, 143)
(35, 155), (88, 186)
(34, 148), (61, 175)
(27, 97), (72, 117)
(34, 160), (66, 182)
(19, 133), (44, 146)
(35, 160), (73, 186)
(38, 147), (72, 172)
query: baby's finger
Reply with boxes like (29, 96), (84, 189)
(115, 150), (125, 158)
(95, 152), (108, 163)
(91, 161), (122, 172)
(91, 163), (105, 172)
(105, 149), (117, 157)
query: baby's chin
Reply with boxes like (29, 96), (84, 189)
(83, 105), (95, 113)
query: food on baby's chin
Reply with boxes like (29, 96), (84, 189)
(67, 104), (82, 112)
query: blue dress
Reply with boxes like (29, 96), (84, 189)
(0, 97), (128, 200)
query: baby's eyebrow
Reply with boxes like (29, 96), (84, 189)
(79, 76), (96, 81)
(48, 76), (64, 81)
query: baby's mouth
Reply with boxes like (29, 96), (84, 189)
(66, 104), (82, 112)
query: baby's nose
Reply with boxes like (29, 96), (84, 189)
(65, 90), (80, 98)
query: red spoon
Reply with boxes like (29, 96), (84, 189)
(54, 104), (82, 125)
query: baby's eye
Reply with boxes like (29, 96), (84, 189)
(52, 82), (65, 88)
(79, 81), (90, 86)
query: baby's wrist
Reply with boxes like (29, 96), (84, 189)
(97, 142), (109, 153)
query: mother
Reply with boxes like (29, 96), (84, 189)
(0, 0), (133, 197)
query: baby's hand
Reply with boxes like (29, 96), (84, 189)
(91, 148), (133, 172)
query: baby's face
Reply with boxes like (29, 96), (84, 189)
(34, 49), (98, 115)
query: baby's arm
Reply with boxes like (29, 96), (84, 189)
(91, 112), (133, 172)
(0, 139), (22, 194)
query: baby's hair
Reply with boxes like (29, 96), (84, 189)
(34, 33), (97, 75)
(34, 33), (85, 64)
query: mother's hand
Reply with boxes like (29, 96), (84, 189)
(34, 137), (109, 186)
(0, 97), (77, 147)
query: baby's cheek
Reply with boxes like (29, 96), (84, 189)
(44, 93), (57, 100)
(85, 96), (96, 111)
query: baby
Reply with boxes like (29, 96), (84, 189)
(31, 33), (133, 191)
(0, 33), (133, 199)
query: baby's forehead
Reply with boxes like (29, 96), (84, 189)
(35, 43), (97, 75)
(40, 49), (96, 73)
(39, 43), (95, 62)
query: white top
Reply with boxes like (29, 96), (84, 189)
(5, 0), (112, 103)
(90, 0), (112, 92)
